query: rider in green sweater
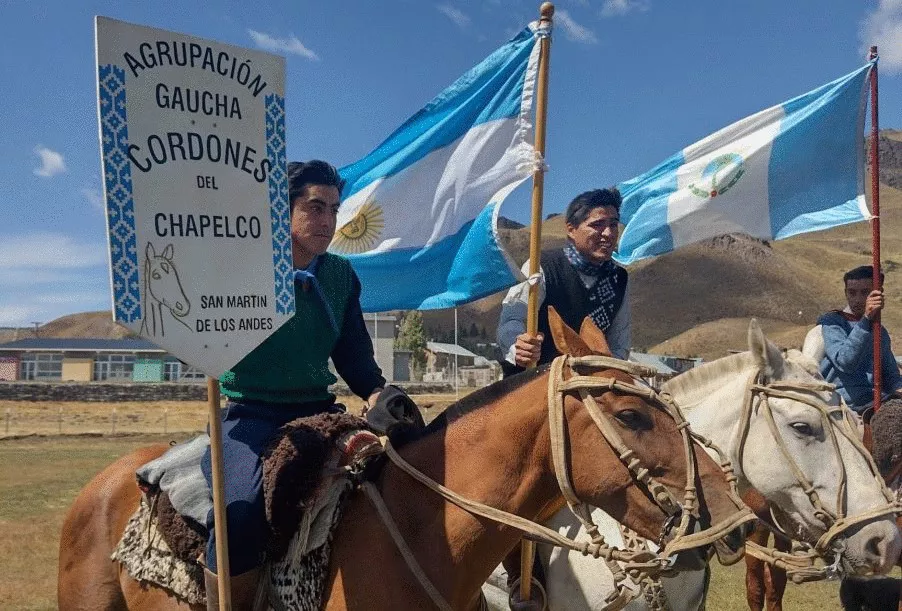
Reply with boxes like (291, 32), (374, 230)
(201, 160), (385, 610)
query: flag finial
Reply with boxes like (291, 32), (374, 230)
(540, 3), (554, 23)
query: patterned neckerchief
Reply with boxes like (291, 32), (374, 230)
(563, 241), (623, 332)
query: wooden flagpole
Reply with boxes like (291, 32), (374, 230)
(207, 376), (232, 610)
(521, 2), (554, 603)
(868, 46), (882, 422)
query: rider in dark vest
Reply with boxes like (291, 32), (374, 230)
(498, 187), (630, 373)
(496, 187), (631, 610)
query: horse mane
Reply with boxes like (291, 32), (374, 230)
(660, 349), (821, 411)
(661, 352), (754, 410)
(420, 365), (550, 436)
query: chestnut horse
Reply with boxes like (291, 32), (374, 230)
(58, 313), (751, 610)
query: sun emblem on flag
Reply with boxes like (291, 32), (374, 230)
(688, 153), (745, 199)
(330, 200), (385, 254)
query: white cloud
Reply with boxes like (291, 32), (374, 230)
(556, 9), (598, 44)
(0, 235), (110, 325)
(436, 5), (471, 29)
(81, 186), (104, 212)
(247, 30), (319, 61)
(33, 145), (67, 178)
(600, 0), (650, 17)
(860, 0), (902, 74)
(0, 233), (107, 269)
(0, 291), (110, 327)
(0, 306), (33, 327)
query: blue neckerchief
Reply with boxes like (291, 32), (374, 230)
(294, 256), (339, 334)
(563, 241), (622, 332)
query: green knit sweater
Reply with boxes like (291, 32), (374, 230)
(219, 254), (353, 403)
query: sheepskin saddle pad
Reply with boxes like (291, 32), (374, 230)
(112, 412), (382, 609)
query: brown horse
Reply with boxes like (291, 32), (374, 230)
(58, 313), (750, 611)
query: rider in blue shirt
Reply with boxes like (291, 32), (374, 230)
(818, 265), (902, 414)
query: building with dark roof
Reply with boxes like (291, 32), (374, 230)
(0, 315), (403, 384)
(0, 338), (202, 382)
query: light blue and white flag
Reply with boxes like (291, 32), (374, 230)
(615, 63), (874, 265)
(332, 25), (543, 311)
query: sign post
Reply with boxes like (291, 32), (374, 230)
(95, 17), (294, 609)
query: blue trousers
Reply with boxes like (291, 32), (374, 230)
(201, 399), (341, 575)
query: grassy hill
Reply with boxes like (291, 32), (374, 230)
(2, 312), (133, 343)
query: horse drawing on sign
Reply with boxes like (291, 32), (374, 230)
(139, 242), (191, 337)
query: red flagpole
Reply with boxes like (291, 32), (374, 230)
(869, 46), (882, 416)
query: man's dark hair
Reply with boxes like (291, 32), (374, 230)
(565, 188), (622, 226)
(287, 160), (346, 203)
(844, 265), (885, 286)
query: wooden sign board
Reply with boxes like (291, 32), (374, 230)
(95, 16), (294, 378)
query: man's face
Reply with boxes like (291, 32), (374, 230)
(566, 205), (620, 264)
(290, 184), (341, 264)
(845, 278), (875, 318)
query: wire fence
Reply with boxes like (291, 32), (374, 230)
(0, 392), (465, 439)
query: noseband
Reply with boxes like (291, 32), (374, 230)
(736, 371), (902, 579)
(547, 354), (751, 558)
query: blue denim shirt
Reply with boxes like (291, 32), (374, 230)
(817, 311), (902, 411)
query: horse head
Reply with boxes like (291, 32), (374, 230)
(667, 319), (901, 577)
(544, 307), (752, 558)
(145, 242), (190, 318)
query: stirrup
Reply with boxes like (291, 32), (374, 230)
(508, 577), (548, 611)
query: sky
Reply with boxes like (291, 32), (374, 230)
(1, 0), (902, 327)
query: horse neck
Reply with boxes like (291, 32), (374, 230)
(379, 373), (560, 606)
(663, 353), (756, 483)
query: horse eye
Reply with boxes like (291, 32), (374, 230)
(615, 409), (644, 429)
(160, 262), (170, 273)
(790, 422), (814, 436)
(152, 271), (161, 280)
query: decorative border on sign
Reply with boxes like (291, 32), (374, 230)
(99, 64), (141, 323)
(266, 93), (294, 316)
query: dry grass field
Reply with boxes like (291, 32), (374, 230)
(1, 397), (883, 611)
(0, 393), (463, 439)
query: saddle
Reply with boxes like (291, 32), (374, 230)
(113, 412), (383, 609)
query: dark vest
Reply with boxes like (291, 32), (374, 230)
(500, 251), (628, 377)
(536, 250), (628, 365)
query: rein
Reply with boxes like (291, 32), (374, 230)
(735, 372), (902, 581)
(361, 354), (752, 611)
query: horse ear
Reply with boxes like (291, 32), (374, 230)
(162, 244), (174, 260)
(748, 318), (783, 378)
(578, 317), (613, 357)
(548, 306), (592, 357)
(146, 242), (156, 259)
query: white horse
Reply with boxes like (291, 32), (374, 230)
(485, 320), (901, 610)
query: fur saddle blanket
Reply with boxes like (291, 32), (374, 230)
(112, 412), (382, 609)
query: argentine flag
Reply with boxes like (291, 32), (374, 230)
(333, 25), (542, 311)
(616, 62), (874, 265)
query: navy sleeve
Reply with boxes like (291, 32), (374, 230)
(331, 271), (386, 399)
(819, 313), (873, 374)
